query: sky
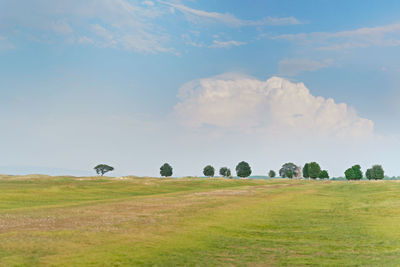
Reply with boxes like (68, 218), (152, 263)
(1, 0), (400, 177)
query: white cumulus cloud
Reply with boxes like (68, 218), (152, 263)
(174, 74), (374, 139)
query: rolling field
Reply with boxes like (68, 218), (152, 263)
(0, 176), (400, 266)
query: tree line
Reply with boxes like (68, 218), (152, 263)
(93, 162), (385, 180)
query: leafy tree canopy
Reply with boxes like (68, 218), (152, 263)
(219, 167), (228, 177)
(269, 170), (276, 178)
(345, 168), (355, 180)
(94, 164), (114, 176)
(160, 163), (173, 177)
(319, 170), (329, 179)
(236, 161), (252, 178)
(366, 168), (373, 180)
(352, 165), (363, 180)
(203, 165), (215, 177)
(279, 163), (298, 178)
(366, 165), (384, 180)
(308, 162), (321, 179)
(345, 165), (363, 180)
(302, 163), (310, 178)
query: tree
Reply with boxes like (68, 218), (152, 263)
(372, 165), (384, 180)
(94, 164), (114, 176)
(319, 170), (329, 179)
(160, 163), (173, 177)
(345, 168), (355, 180)
(203, 165), (215, 177)
(345, 165), (363, 180)
(279, 163), (299, 178)
(367, 165), (384, 180)
(352, 165), (363, 180)
(269, 170), (276, 178)
(303, 163), (310, 179)
(308, 162), (321, 179)
(366, 168), (373, 180)
(219, 167), (228, 177)
(236, 161), (252, 178)
(219, 167), (231, 178)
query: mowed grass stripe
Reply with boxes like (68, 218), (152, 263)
(0, 177), (277, 213)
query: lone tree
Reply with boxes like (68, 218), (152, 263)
(203, 165), (215, 177)
(279, 163), (299, 178)
(308, 162), (321, 179)
(269, 170), (276, 178)
(236, 161), (252, 178)
(160, 163), (173, 177)
(303, 163), (310, 179)
(94, 164), (114, 176)
(366, 165), (384, 180)
(345, 165), (363, 180)
(226, 169), (232, 178)
(319, 170), (329, 179)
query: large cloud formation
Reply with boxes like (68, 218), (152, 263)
(174, 74), (374, 139)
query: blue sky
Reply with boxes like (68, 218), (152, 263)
(1, 0), (400, 177)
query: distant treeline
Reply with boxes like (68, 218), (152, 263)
(93, 162), (386, 180)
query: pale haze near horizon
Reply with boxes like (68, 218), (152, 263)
(1, 0), (400, 177)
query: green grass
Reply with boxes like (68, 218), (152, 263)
(0, 176), (399, 266)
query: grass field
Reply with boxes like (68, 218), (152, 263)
(0, 175), (400, 266)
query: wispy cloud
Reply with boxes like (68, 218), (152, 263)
(272, 22), (400, 50)
(209, 40), (246, 49)
(51, 21), (73, 35)
(279, 58), (333, 76)
(160, 1), (302, 27)
(0, 36), (15, 50)
(1, 0), (172, 54)
(1, 0), (302, 53)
